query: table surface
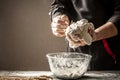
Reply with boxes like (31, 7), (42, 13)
(0, 71), (120, 80)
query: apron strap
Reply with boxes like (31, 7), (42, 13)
(102, 39), (116, 63)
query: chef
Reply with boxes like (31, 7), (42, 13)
(49, 0), (120, 70)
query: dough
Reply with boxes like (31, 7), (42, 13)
(65, 19), (94, 48)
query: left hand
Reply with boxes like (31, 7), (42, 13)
(51, 15), (70, 37)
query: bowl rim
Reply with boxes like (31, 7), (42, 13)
(46, 52), (92, 59)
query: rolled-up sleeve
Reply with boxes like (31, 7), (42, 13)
(108, 0), (120, 35)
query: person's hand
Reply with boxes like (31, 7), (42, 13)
(51, 15), (70, 37)
(65, 19), (96, 48)
(66, 24), (95, 48)
(66, 34), (88, 47)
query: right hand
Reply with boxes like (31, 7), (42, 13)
(51, 15), (70, 37)
(65, 19), (95, 48)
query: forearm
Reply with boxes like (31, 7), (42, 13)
(94, 22), (118, 41)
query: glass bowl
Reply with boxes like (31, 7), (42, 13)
(46, 52), (92, 79)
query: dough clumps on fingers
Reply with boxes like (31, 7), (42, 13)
(65, 19), (95, 48)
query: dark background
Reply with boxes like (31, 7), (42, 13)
(0, 0), (66, 70)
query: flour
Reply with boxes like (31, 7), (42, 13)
(47, 53), (92, 79)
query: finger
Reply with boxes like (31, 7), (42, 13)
(78, 39), (87, 46)
(53, 19), (67, 25)
(52, 28), (66, 37)
(53, 32), (65, 37)
(70, 35), (82, 42)
(52, 29), (65, 37)
(66, 34), (81, 46)
(66, 35), (87, 47)
(66, 34), (75, 43)
(51, 22), (68, 29)
(52, 27), (66, 33)
(69, 42), (80, 48)
(89, 23), (94, 29)
(88, 27), (95, 38)
(53, 15), (70, 26)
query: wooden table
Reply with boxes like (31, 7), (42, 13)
(0, 71), (120, 80)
